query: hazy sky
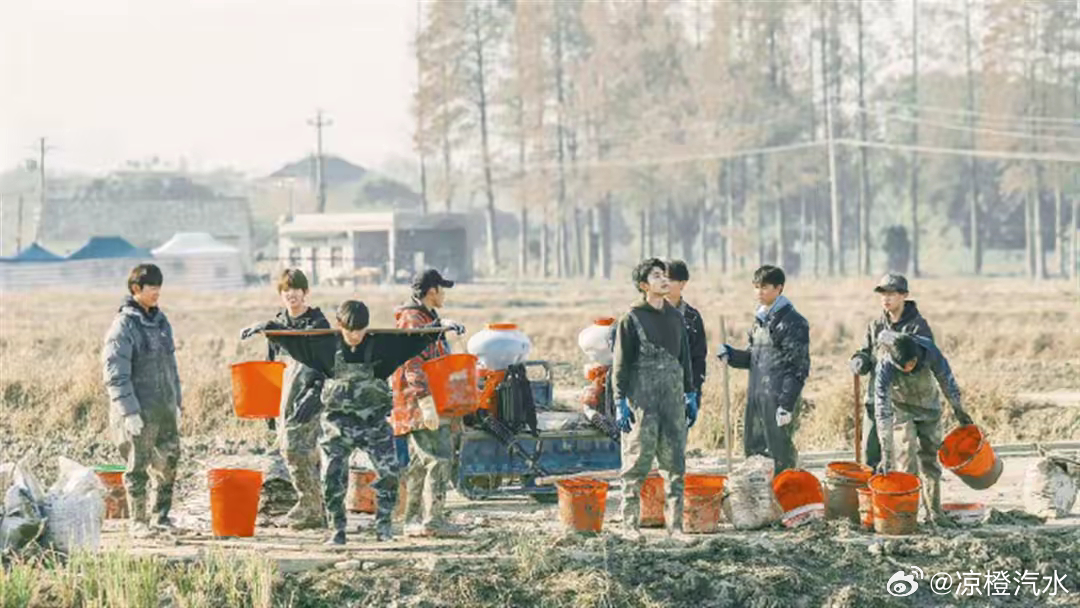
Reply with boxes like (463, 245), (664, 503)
(1, 0), (417, 177)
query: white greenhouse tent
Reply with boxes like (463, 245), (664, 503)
(152, 232), (245, 290)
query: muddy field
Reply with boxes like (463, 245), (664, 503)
(2, 276), (1079, 606)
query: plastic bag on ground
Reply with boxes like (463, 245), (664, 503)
(1022, 457), (1078, 519)
(43, 457), (106, 553)
(721, 455), (782, 530)
(0, 460), (47, 554)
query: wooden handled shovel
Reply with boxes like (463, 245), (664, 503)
(854, 373), (863, 465)
(720, 316), (734, 474)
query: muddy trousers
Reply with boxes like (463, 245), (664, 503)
(893, 416), (944, 513)
(119, 412), (180, 525)
(620, 398), (687, 532)
(279, 415), (324, 521)
(320, 411), (400, 533)
(743, 397), (799, 475)
(403, 425), (452, 526)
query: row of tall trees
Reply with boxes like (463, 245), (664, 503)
(412, 0), (1080, 280)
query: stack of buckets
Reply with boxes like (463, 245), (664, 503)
(219, 361), (286, 537)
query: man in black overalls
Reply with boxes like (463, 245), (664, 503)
(720, 265), (810, 475)
(612, 258), (696, 537)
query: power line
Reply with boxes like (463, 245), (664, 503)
(848, 104), (1080, 145)
(875, 99), (1080, 127)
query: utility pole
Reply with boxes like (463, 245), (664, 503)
(910, 0), (921, 277)
(416, 0), (428, 214)
(308, 110), (332, 213)
(33, 137), (51, 243)
(16, 195), (24, 252)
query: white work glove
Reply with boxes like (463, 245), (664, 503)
(174, 406), (182, 424)
(418, 395), (439, 430)
(124, 413), (145, 437)
(775, 408), (793, 428)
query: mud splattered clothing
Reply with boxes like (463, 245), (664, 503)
(612, 301), (694, 400)
(728, 299), (810, 475)
(391, 300), (450, 435)
(267, 332), (440, 536)
(674, 299), (708, 395)
(850, 301), (933, 468)
(391, 299), (454, 529)
(613, 304), (692, 532)
(873, 333), (967, 486)
(266, 307), (330, 523)
(102, 296), (182, 524)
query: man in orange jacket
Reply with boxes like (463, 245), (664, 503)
(391, 269), (465, 537)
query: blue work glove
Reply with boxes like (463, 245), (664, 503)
(716, 343), (734, 363)
(685, 392), (700, 428)
(615, 397), (635, 434)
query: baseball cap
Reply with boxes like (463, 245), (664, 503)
(873, 273), (909, 293)
(412, 268), (455, 295)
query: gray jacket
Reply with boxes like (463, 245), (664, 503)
(102, 297), (182, 417)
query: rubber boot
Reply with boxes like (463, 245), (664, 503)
(324, 528), (346, 545)
(926, 477), (956, 528)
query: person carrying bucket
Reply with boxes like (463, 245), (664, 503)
(848, 273), (935, 471)
(102, 263), (182, 538)
(612, 258), (696, 538)
(265, 300), (455, 544)
(665, 260), (707, 403)
(718, 265), (810, 475)
(391, 269), (466, 538)
(872, 331), (975, 525)
(240, 269), (330, 530)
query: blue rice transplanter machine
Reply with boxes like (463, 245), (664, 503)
(452, 322), (621, 501)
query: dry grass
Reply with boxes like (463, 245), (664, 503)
(1, 276), (1078, 466)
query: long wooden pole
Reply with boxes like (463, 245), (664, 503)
(854, 374), (863, 465)
(720, 316), (734, 474)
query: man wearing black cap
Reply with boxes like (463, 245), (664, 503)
(848, 273), (934, 469)
(391, 269), (465, 537)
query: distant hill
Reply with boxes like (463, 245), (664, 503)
(263, 155), (422, 213)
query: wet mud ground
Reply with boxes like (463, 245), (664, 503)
(97, 454), (1080, 607)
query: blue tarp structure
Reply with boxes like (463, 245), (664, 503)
(5, 243), (62, 262)
(66, 236), (150, 260)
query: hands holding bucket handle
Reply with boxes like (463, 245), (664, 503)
(439, 319), (466, 336)
(954, 406), (973, 427)
(240, 320), (284, 340)
(616, 397), (635, 433)
(124, 413), (144, 437)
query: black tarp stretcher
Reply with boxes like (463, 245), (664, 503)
(263, 327), (449, 379)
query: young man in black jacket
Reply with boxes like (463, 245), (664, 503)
(719, 265), (810, 475)
(848, 273), (934, 469)
(666, 260), (707, 401)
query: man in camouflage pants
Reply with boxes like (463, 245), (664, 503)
(241, 269), (329, 529)
(102, 264), (182, 538)
(268, 300), (451, 544)
(392, 269), (466, 537)
(873, 332), (974, 524)
(612, 258), (696, 538)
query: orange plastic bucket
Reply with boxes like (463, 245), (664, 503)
(868, 472), (921, 535)
(556, 478), (608, 533)
(639, 473), (665, 528)
(422, 354), (479, 417)
(824, 462), (873, 522)
(938, 425), (1003, 490)
(347, 470), (377, 513)
(94, 465), (128, 519)
(230, 361), (285, 419)
(857, 487), (874, 530)
(208, 468), (263, 537)
(683, 473), (727, 534)
(773, 470), (825, 528)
